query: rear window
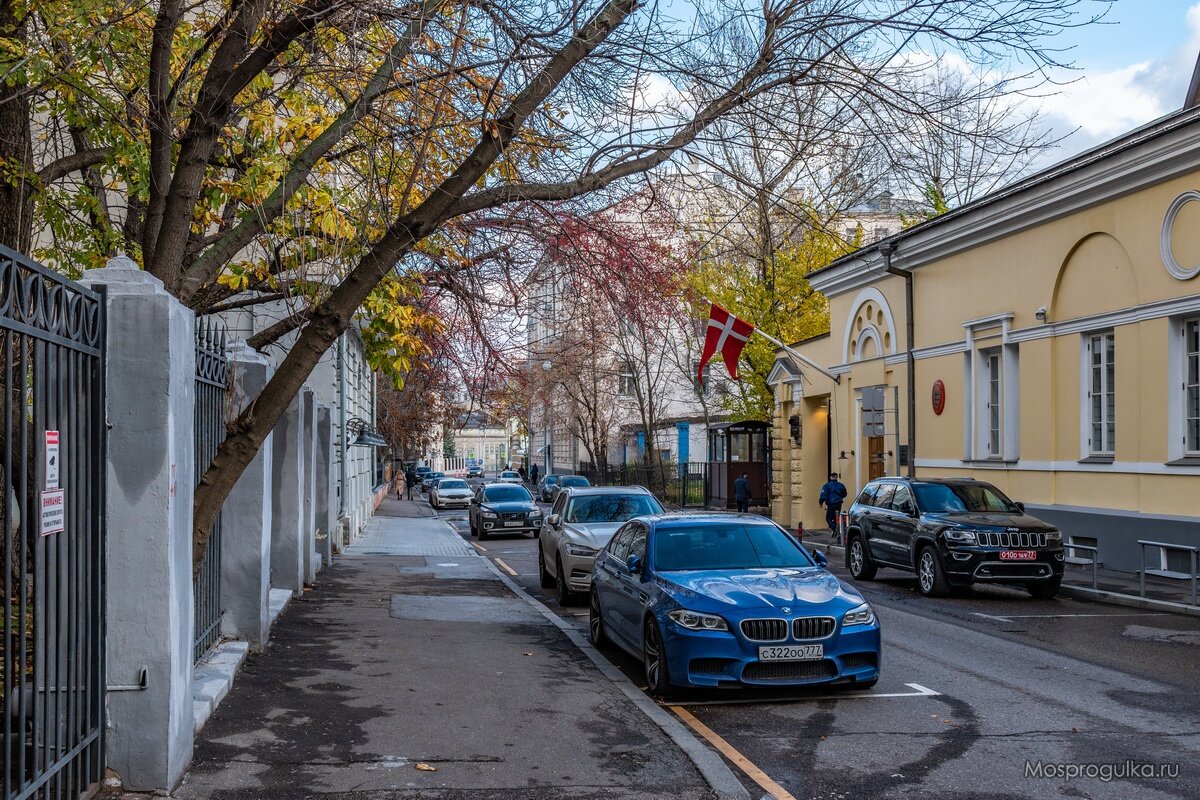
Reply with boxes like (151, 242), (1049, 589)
(653, 523), (814, 571)
(561, 476), (590, 488)
(544, 475), (560, 484)
(484, 485), (532, 502)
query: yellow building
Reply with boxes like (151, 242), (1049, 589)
(769, 106), (1200, 574)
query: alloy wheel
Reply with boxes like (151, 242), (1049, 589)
(850, 540), (864, 575)
(643, 622), (662, 689)
(589, 591), (605, 646)
(919, 552), (935, 593)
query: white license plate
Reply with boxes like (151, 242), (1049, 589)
(504, 520), (525, 527)
(758, 644), (823, 662)
(999, 550), (1036, 561)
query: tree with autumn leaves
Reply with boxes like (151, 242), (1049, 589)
(0, 0), (1095, 571)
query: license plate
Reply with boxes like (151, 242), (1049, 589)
(758, 644), (823, 662)
(504, 520), (524, 527)
(999, 550), (1036, 561)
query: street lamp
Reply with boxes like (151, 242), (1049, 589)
(347, 416), (387, 448)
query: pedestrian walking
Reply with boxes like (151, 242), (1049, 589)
(530, 463), (539, 485)
(818, 472), (848, 536)
(394, 469), (404, 500)
(405, 465), (417, 501)
(734, 472), (751, 513)
(518, 465), (527, 482)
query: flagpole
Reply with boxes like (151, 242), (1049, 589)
(750, 328), (842, 384)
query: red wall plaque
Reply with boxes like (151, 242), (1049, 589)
(932, 379), (946, 415)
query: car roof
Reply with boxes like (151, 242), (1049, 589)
(637, 512), (780, 529)
(867, 476), (980, 485)
(560, 485), (652, 497)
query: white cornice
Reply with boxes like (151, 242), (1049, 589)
(809, 111), (1200, 298)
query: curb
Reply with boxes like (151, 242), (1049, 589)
(455, 523), (751, 800)
(1057, 584), (1200, 616)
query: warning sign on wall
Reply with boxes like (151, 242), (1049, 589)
(45, 429), (60, 489)
(40, 489), (65, 536)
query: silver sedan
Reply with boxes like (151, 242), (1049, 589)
(538, 486), (662, 605)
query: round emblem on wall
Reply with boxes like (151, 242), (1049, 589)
(1160, 190), (1200, 281)
(931, 379), (946, 416)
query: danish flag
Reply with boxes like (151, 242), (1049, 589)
(698, 303), (754, 385)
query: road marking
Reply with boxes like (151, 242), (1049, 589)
(493, 558), (519, 577)
(972, 611), (1169, 621)
(665, 683), (942, 707)
(669, 706), (797, 800)
(471, 541), (487, 553)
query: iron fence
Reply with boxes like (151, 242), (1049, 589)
(193, 321), (228, 663)
(0, 246), (106, 799)
(577, 462), (710, 509)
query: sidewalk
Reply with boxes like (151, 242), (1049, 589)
(802, 528), (1200, 616)
(162, 498), (744, 799)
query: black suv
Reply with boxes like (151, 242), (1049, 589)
(845, 477), (1064, 598)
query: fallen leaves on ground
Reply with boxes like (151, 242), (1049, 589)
(415, 763), (438, 772)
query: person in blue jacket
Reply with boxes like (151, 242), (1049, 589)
(818, 472), (848, 533)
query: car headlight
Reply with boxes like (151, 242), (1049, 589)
(842, 603), (876, 627)
(482, 511), (498, 519)
(943, 528), (977, 545)
(667, 609), (728, 631)
(565, 543), (598, 557)
(1045, 529), (1062, 543)
(529, 509), (542, 517)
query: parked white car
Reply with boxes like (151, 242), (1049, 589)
(430, 478), (473, 510)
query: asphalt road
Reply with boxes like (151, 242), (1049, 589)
(430, 482), (1200, 800)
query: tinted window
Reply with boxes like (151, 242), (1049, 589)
(872, 484), (895, 509)
(439, 480), (467, 490)
(608, 525), (635, 561)
(551, 493), (567, 515)
(560, 476), (590, 488)
(544, 475), (560, 485)
(890, 485), (915, 513)
(483, 485), (532, 502)
(855, 484), (879, 506)
(565, 494), (662, 523)
(653, 523), (814, 571)
(628, 525), (647, 564)
(913, 482), (1019, 513)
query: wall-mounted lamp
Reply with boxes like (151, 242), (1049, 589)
(1035, 306), (1048, 323)
(347, 416), (388, 448)
(838, 450), (855, 460)
(787, 415), (801, 443)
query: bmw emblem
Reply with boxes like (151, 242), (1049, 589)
(781, 607), (792, 614)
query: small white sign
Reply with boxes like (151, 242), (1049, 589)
(45, 430), (59, 489)
(40, 489), (65, 536)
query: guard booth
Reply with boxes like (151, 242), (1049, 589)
(707, 421), (770, 509)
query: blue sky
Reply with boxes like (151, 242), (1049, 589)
(1043, 0), (1200, 160)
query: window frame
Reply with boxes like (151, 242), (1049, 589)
(1186, 318), (1200, 456)
(1083, 330), (1116, 457)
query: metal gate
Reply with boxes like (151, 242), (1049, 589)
(0, 247), (105, 799)
(193, 322), (228, 663)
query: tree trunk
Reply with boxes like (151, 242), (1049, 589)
(0, 0), (33, 255)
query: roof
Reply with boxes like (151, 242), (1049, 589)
(560, 485), (653, 496)
(639, 512), (778, 527)
(808, 103), (1200, 280)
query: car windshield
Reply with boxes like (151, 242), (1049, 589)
(427, 472), (444, 480)
(439, 480), (467, 490)
(913, 482), (1020, 513)
(653, 523), (814, 571)
(484, 485), (531, 502)
(560, 476), (590, 487)
(565, 494), (662, 524)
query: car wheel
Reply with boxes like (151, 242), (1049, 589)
(538, 544), (555, 589)
(1027, 578), (1061, 599)
(642, 618), (677, 698)
(556, 555), (575, 605)
(917, 547), (949, 597)
(588, 589), (608, 648)
(847, 536), (877, 580)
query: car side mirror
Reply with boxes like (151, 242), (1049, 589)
(1015, 501), (1025, 513)
(626, 554), (641, 574)
(546, 514), (560, 527)
(813, 550), (828, 567)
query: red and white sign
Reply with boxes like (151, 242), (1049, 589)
(44, 430), (60, 489)
(931, 380), (946, 416)
(40, 489), (65, 536)
(698, 304), (754, 385)
(998, 550), (1036, 561)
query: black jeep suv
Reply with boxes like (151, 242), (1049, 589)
(845, 477), (1064, 598)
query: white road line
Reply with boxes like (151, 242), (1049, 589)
(493, 558), (519, 577)
(666, 683), (942, 707)
(970, 612), (1014, 622)
(470, 541), (487, 553)
(971, 611), (1168, 621)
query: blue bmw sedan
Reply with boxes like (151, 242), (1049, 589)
(589, 514), (881, 696)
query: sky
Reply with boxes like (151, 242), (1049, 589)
(1039, 0), (1200, 163)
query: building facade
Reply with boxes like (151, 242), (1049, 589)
(770, 106), (1200, 573)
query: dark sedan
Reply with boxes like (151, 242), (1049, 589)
(469, 483), (542, 540)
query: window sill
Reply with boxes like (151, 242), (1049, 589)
(1165, 457), (1200, 467)
(1077, 455), (1114, 464)
(960, 459), (1019, 466)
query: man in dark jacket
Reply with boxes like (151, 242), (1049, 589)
(404, 466), (417, 501)
(818, 472), (848, 533)
(530, 463), (539, 485)
(733, 472), (751, 513)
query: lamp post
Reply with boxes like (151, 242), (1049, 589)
(541, 359), (552, 475)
